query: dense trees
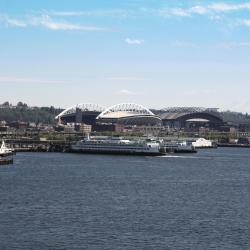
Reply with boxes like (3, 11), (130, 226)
(0, 102), (63, 124)
(221, 111), (250, 125)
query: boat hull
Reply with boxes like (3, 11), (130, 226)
(173, 149), (197, 153)
(0, 158), (13, 165)
(0, 152), (15, 157)
(69, 148), (164, 156)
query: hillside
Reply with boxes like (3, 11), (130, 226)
(0, 102), (62, 124)
(221, 111), (250, 125)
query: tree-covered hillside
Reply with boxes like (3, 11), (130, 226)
(221, 111), (250, 125)
(0, 102), (63, 124)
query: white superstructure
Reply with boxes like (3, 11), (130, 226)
(192, 138), (213, 148)
(0, 141), (15, 156)
(163, 141), (196, 153)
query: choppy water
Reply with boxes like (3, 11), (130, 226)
(0, 148), (250, 249)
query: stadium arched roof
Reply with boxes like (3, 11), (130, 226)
(160, 107), (219, 114)
(55, 103), (105, 119)
(159, 107), (223, 123)
(97, 103), (154, 119)
(97, 103), (162, 125)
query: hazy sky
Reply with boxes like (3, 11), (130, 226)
(1, 0), (250, 112)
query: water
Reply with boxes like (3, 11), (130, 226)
(0, 148), (250, 249)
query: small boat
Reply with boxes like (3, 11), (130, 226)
(0, 140), (15, 157)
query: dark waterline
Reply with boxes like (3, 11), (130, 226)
(0, 148), (250, 249)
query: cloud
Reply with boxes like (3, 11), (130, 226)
(2, 3), (250, 32)
(169, 9), (191, 17)
(0, 13), (107, 31)
(165, 6), (208, 17)
(239, 19), (250, 26)
(190, 6), (208, 15)
(209, 3), (250, 12)
(44, 9), (129, 18)
(31, 15), (106, 31)
(0, 14), (26, 27)
(0, 76), (65, 84)
(117, 89), (135, 96)
(171, 40), (250, 49)
(125, 38), (144, 45)
(213, 42), (250, 49)
(107, 76), (145, 81)
(159, 2), (250, 18)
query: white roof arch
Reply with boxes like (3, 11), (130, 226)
(97, 103), (154, 119)
(55, 103), (105, 119)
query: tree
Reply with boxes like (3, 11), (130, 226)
(2, 101), (10, 107)
(17, 102), (28, 108)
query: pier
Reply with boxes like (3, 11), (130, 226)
(4, 139), (71, 152)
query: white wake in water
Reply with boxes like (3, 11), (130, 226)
(157, 155), (213, 159)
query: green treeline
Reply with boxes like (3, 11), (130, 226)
(221, 111), (250, 125)
(0, 102), (62, 124)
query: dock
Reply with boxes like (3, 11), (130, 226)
(4, 139), (70, 152)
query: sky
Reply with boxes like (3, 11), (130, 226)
(0, 0), (250, 112)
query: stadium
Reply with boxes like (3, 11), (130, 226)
(56, 103), (162, 132)
(157, 107), (224, 130)
(56, 104), (225, 132)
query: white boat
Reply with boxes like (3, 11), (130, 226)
(71, 136), (163, 156)
(0, 141), (15, 157)
(163, 141), (197, 153)
(192, 138), (215, 149)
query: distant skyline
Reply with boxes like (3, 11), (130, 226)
(1, 0), (250, 112)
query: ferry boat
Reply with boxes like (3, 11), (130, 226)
(0, 141), (15, 157)
(162, 141), (197, 153)
(70, 136), (163, 156)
